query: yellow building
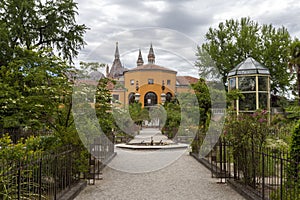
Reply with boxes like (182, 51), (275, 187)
(107, 43), (198, 107)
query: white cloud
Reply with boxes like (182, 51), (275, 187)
(74, 0), (300, 77)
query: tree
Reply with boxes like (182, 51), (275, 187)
(289, 40), (300, 105)
(196, 17), (293, 96)
(0, 0), (88, 65)
(0, 48), (73, 131)
(289, 120), (300, 185)
(129, 102), (149, 126)
(162, 101), (181, 138)
(0, 0), (88, 138)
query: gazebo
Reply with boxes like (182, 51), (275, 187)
(227, 57), (270, 115)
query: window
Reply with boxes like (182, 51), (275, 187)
(239, 93), (256, 110)
(258, 77), (268, 91)
(112, 94), (119, 101)
(167, 80), (171, 85)
(229, 78), (236, 90)
(130, 79), (134, 85)
(238, 76), (255, 91)
(148, 79), (154, 84)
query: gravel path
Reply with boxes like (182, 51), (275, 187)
(74, 151), (245, 200)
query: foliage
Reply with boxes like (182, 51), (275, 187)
(162, 101), (181, 138)
(0, 0), (88, 64)
(0, 48), (75, 135)
(289, 120), (300, 181)
(288, 40), (300, 105)
(226, 89), (244, 104)
(0, 134), (85, 199)
(269, 120), (300, 200)
(95, 78), (114, 136)
(197, 17), (293, 96)
(162, 79), (211, 150)
(189, 79), (212, 152)
(224, 110), (269, 185)
(0, 134), (42, 199)
(285, 105), (300, 121)
(129, 102), (149, 126)
(75, 62), (116, 141)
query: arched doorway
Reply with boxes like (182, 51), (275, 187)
(128, 92), (135, 104)
(166, 92), (172, 102)
(144, 92), (157, 107)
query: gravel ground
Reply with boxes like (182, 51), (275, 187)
(74, 151), (245, 200)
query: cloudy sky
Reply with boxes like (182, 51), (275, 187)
(74, 0), (300, 77)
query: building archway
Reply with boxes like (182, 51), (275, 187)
(166, 92), (172, 102)
(144, 92), (157, 107)
(128, 92), (135, 104)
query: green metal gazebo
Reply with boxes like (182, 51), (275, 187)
(227, 57), (271, 115)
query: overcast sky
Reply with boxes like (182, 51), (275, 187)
(74, 0), (300, 77)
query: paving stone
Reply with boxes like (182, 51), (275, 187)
(75, 152), (246, 200)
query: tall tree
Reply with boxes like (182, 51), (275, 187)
(0, 48), (74, 131)
(289, 40), (300, 105)
(0, 0), (88, 65)
(196, 17), (293, 96)
(0, 0), (88, 137)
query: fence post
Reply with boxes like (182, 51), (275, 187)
(262, 152), (265, 200)
(39, 158), (42, 200)
(280, 154), (283, 200)
(219, 139), (223, 179)
(54, 155), (57, 200)
(223, 138), (227, 175)
(17, 162), (21, 200)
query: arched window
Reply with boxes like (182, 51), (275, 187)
(128, 92), (135, 104)
(144, 92), (157, 107)
(166, 92), (172, 102)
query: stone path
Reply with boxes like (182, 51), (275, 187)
(75, 152), (245, 200)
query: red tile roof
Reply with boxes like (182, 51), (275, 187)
(176, 76), (199, 85)
(127, 64), (177, 73)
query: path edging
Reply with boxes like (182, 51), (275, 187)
(190, 152), (261, 200)
(58, 180), (87, 200)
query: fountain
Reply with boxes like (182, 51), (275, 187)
(115, 128), (189, 150)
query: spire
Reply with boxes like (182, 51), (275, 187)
(137, 49), (144, 66)
(115, 42), (120, 59)
(148, 43), (155, 64)
(108, 42), (124, 79)
(106, 64), (109, 77)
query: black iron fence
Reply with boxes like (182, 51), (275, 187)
(87, 135), (116, 185)
(0, 146), (82, 200)
(192, 139), (299, 200)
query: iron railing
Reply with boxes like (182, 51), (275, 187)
(0, 146), (82, 200)
(192, 139), (299, 200)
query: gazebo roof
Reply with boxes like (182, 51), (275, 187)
(228, 57), (270, 77)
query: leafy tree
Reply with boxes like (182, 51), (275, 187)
(224, 110), (269, 186)
(72, 62), (116, 143)
(163, 79), (212, 142)
(288, 120), (300, 187)
(95, 78), (115, 137)
(0, 48), (73, 131)
(0, 0), (88, 64)
(289, 40), (300, 105)
(129, 102), (149, 126)
(0, 0), (88, 141)
(196, 17), (293, 96)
